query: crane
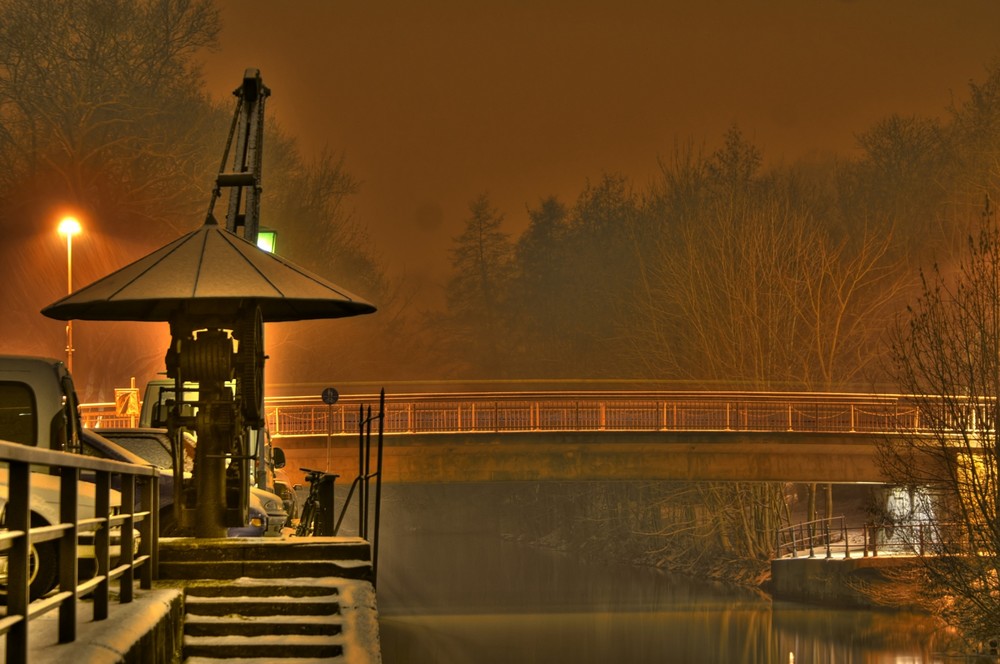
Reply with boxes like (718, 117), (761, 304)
(165, 69), (271, 536)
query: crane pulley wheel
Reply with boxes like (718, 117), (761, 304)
(237, 306), (265, 426)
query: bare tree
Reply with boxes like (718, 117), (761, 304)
(884, 197), (1000, 647)
(631, 137), (905, 392)
(0, 0), (221, 233)
(0, 0), (224, 398)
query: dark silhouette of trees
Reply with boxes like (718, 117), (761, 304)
(508, 196), (576, 376)
(437, 193), (515, 377)
(557, 174), (644, 377)
(849, 114), (947, 231)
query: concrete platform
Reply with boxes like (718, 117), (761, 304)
(158, 536), (374, 583)
(0, 587), (183, 664)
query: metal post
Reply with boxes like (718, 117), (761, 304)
(65, 231), (74, 373)
(94, 470), (111, 620)
(363, 405), (372, 539)
(372, 389), (385, 588)
(59, 466), (79, 643)
(326, 401), (332, 473)
(7, 460), (30, 663)
(120, 474), (135, 602)
(358, 403), (365, 537)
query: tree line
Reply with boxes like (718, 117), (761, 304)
(434, 67), (1000, 390)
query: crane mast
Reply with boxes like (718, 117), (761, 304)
(209, 67), (269, 244)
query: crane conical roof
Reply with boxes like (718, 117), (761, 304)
(42, 217), (376, 323)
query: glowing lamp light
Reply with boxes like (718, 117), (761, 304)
(257, 228), (277, 253)
(58, 216), (82, 237)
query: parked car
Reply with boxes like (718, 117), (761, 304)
(273, 466), (300, 527)
(0, 355), (134, 600)
(85, 428), (287, 537)
(0, 469), (134, 601)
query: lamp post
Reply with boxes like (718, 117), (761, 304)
(58, 216), (81, 373)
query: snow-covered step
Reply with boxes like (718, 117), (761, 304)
(183, 633), (345, 659)
(184, 593), (341, 617)
(184, 658), (344, 664)
(184, 613), (344, 638)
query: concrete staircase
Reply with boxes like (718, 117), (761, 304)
(181, 577), (349, 662)
(157, 537), (380, 663)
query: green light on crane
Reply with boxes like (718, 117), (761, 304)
(257, 228), (277, 253)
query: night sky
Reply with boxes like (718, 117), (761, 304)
(202, 1), (1000, 308)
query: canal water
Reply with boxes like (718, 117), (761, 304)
(375, 521), (946, 663)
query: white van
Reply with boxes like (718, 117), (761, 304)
(0, 356), (131, 599)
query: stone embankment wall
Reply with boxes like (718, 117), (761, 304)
(769, 555), (921, 608)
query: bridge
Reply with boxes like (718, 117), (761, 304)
(83, 390), (928, 484)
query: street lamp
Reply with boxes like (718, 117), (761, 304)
(58, 216), (81, 373)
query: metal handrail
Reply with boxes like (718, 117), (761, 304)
(289, 392), (384, 587)
(0, 439), (158, 664)
(776, 516), (942, 560)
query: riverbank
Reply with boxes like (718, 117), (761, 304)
(769, 553), (922, 608)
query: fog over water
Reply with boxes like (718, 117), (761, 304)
(372, 484), (946, 663)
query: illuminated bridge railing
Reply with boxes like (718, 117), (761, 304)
(256, 392), (928, 438)
(78, 391), (933, 437)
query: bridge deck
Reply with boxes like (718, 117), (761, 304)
(81, 390), (930, 483)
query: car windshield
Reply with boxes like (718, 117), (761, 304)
(104, 434), (173, 469)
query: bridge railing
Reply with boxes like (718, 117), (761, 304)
(256, 392), (927, 437)
(76, 401), (134, 429)
(79, 390), (933, 437)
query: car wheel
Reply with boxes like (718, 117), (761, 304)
(27, 539), (58, 600)
(0, 523), (59, 602)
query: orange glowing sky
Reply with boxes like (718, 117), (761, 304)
(202, 1), (1000, 308)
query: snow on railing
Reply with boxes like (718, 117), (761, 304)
(776, 516), (946, 560)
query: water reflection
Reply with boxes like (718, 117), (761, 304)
(377, 533), (945, 663)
